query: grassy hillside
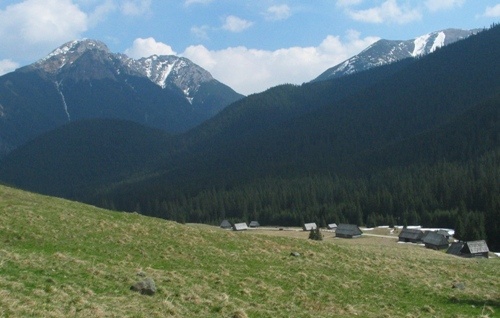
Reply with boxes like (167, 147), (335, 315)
(0, 185), (498, 317)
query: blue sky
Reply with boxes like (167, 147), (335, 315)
(0, 0), (499, 94)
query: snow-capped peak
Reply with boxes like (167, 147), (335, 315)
(313, 28), (479, 82)
(34, 39), (110, 74)
(28, 39), (217, 102)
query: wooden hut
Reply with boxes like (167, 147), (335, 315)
(303, 223), (317, 231)
(335, 224), (363, 238)
(327, 223), (338, 230)
(447, 240), (489, 258)
(398, 228), (424, 243)
(220, 220), (232, 229)
(249, 221), (260, 228)
(233, 223), (248, 231)
(422, 232), (449, 250)
(436, 229), (451, 239)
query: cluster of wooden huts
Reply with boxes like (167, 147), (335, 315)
(220, 220), (260, 231)
(219, 220), (490, 258)
(302, 222), (363, 238)
(398, 228), (490, 258)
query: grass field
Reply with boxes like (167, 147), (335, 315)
(0, 185), (499, 317)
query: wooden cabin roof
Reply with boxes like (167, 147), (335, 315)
(233, 223), (248, 231)
(336, 224), (363, 236)
(398, 228), (424, 240)
(465, 240), (489, 254)
(303, 223), (317, 231)
(422, 232), (448, 246)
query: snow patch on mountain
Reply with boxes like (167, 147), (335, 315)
(313, 28), (478, 82)
(412, 34), (431, 57)
(430, 32), (446, 52)
(30, 39), (216, 102)
(55, 81), (71, 121)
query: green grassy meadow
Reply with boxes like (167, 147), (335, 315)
(0, 185), (498, 317)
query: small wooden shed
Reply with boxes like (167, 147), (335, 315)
(327, 223), (338, 230)
(303, 223), (318, 231)
(447, 240), (489, 258)
(233, 222), (248, 231)
(422, 232), (449, 250)
(398, 228), (424, 243)
(436, 229), (451, 239)
(249, 221), (260, 228)
(220, 220), (232, 229)
(335, 224), (363, 238)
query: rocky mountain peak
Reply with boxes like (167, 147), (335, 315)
(313, 28), (480, 82)
(32, 39), (111, 74)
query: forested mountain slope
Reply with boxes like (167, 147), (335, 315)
(1, 26), (499, 249)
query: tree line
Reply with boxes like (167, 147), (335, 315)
(101, 149), (499, 250)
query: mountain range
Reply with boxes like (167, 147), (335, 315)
(313, 28), (479, 82)
(0, 26), (499, 249)
(0, 39), (243, 157)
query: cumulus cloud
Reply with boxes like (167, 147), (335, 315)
(425, 0), (465, 12)
(0, 0), (88, 61)
(223, 15), (254, 32)
(264, 4), (292, 21)
(346, 0), (422, 24)
(0, 59), (19, 76)
(482, 4), (500, 17)
(182, 31), (379, 95)
(125, 37), (177, 58)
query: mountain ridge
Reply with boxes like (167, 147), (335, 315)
(22, 39), (220, 103)
(0, 38), (243, 157)
(313, 28), (479, 82)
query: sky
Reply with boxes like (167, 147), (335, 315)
(0, 0), (499, 95)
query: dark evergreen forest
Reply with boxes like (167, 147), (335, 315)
(1, 25), (499, 250)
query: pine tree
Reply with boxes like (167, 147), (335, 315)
(309, 227), (323, 241)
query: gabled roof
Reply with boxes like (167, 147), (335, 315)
(398, 228), (424, 240)
(422, 232), (448, 246)
(447, 242), (465, 255)
(327, 223), (338, 229)
(249, 221), (260, 227)
(220, 220), (232, 228)
(303, 223), (317, 231)
(436, 229), (450, 237)
(465, 240), (489, 254)
(336, 224), (363, 236)
(233, 223), (248, 231)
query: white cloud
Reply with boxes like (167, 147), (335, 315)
(223, 15), (254, 32)
(182, 31), (379, 95)
(425, 0), (465, 12)
(0, 59), (19, 75)
(346, 0), (422, 24)
(121, 0), (151, 16)
(264, 4), (292, 21)
(482, 4), (500, 17)
(125, 37), (177, 58)
(0, 0), (88, 61)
